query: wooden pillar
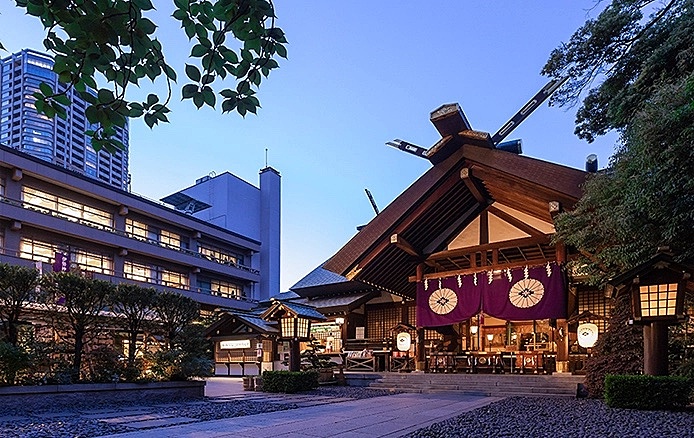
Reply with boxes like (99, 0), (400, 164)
(415, 263), (426, 371)
(289, 339), (301, 372)
(555, 319), (570, 372)
(643, 322), (669, 375)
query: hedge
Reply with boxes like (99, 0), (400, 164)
(261, 370), (319, 393)
(604, 374), (692, 410)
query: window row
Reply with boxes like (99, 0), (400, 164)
(22, 186), (114, 228)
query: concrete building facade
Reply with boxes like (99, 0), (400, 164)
(0, 144), (279, 312)
(161, 168), (281, 302)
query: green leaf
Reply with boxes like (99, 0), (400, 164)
(202, 86), (215, 107)
(192, 92), (204, 109)
(173, 0), (189, 9)
(276, 44), (287, 58)
(182, 84), (198, 99)
(172, 9), (188, 20)
(146, 94), (159, 106)
(39, 82), (53, 96)
(185, 64), (201, 82)
(53, 94), (71, 106)
(98, 89), (115, 103)
(237, 80), (250, 95)
(201, 74), (215, 85)
(163, 64), (177, 82)
(191, 44), (207, 57)
(132, 0), (154, 11)
(221, 48), (238, 64)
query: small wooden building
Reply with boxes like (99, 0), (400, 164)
(205, 299), (326, 376)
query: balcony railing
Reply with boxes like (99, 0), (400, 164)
(0, 251), (259, 305)
(0, 194), (260, 275)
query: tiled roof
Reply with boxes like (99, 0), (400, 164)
(289, 291), (375, 312)
(290, 263), (349, 290)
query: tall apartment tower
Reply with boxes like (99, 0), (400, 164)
(0, 49), (129, 190)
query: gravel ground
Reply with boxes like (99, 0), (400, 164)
(0, 386), (397, 438)
(5, 388), (694, 438)
(404, 396), (694, 438)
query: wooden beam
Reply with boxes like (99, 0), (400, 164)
(428, 235), (551, 262)
(460, 167), (489, 204)
(390, 233), (421, 258)
(479, 210), (489, 245)
(408, 257), (555, 282)
(487, 205), (546, 238)
(343, 169), (464, 277)
(422, 202), (483, 255)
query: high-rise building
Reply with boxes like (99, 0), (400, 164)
(0, 49), (129, 190)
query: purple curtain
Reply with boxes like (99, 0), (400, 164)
(416, 274), (482, 327)
(482, 264), (566, 320)
(416, 263), (566, 328)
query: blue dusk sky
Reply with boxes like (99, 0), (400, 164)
(0, 1), (618, 291)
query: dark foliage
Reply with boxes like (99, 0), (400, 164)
(584, 293), (643, 398)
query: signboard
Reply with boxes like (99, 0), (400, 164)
(220, 339), (251, 350)
(396, 332), (411, 352)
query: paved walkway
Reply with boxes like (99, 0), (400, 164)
(97, 378), (502, 438)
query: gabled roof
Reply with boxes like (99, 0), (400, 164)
(606, 253), (694, 298)
(286, 291), (376, 314)
(205, 310), (279, 337)
(323, 129), (587, 299)
(260, 298), (327, 321)
(289, 263), (372, 298)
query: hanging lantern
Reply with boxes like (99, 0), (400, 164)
(577, 323), (599, 348)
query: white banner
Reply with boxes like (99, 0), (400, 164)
(220, 339), (251, 349)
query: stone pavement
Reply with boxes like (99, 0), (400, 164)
(100, 390), (502, 438)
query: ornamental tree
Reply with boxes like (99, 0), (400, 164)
(0, 264), (40, 346)
(110, 283), (157, 368)
(40, 272), (115, 381)
(7, 0), (286, 153)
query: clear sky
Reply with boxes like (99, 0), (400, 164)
(0, 1), (618, 292)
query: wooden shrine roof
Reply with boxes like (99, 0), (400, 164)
(322, 131), (587, 299)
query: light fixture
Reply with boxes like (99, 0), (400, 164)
(634, 282), (681, 320)
(335, 317), (345, 325)
(577, 323), (599, 348)
(470, 325), (478, 335)
(486, 333), (494, 352)
(280, 316), (311, 341)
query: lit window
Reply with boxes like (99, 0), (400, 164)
(640, 284), (679, 317)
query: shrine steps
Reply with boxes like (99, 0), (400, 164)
(365, 372), (584, 398)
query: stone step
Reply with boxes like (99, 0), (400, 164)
(369, 382), (576, 393)
(366, 372), (583, 398)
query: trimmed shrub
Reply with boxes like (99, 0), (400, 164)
(604, 374), (693, 410)
(262, 370), (319, 393)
